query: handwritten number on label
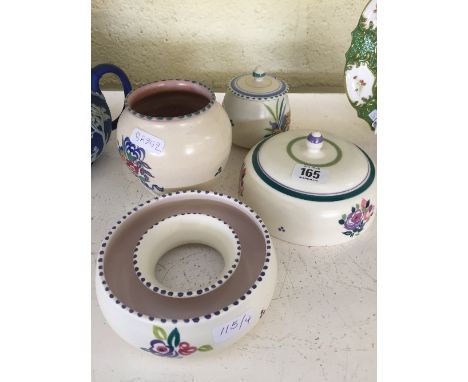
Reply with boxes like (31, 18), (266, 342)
(130, 128), (165, 155)
(213, 311), (253, 343)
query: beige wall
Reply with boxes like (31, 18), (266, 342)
(92, 0), (367, 92)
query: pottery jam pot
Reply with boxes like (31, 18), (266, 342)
(96, 191), (277, 357)
(116, 80), (232, 194)
(239, 130), (376, 246)
(223, 66), (290, 148)
(91, 64), (132, 163)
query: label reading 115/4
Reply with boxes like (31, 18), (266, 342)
(212, 310), (254, 343)
(130, 128), (165, 156)
(292, 164), (328, 184)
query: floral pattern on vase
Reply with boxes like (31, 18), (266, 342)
(118, 136), (164, 192)
(264, 98), (290, 138)
(141, 326), (213, 358)
(338, 198), (375, 237)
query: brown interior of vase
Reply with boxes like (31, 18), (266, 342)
(103, 195), (267, 319)
(127, 80), (213, 118)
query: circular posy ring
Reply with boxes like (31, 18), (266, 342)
(133, 213), (241, 298)
(95, 191), (278, 358)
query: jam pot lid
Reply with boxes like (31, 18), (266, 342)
(228, 66), (289, 100)
(250, 130), (375, 201)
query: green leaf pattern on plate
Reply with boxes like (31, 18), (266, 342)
(344, 0), (377, 130)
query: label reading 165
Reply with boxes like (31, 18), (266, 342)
(292, 164), (327, 184)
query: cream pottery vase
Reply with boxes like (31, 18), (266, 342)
(96, 191), (277, 358)
(117, 80), (232, 194)
(240, 130), (376, 246)
(223, 67), (290, 149)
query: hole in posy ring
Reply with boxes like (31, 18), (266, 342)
(154, 244), (225, 292)
(132, 213), (241, 298)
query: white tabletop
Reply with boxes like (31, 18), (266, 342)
(92, 92), (376, 382)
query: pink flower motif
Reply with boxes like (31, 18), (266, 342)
(178, 342), (197, 356)
(339, 199), (374, 237)
(361, 198), (367, 209)
(155, 344), (167, 352)
(364, 204), (375, 222)
(344, 210), (364, 230)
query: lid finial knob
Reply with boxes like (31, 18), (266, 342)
(252, 66), (266, 82)
(306, 132), (324, 152)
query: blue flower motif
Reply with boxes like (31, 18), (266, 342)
(118, 136), (164, 192)
(123, 137), (145, 162)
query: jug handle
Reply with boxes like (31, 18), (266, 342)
(91, 64), (132, 130)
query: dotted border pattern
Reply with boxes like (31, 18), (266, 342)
(96, 190), (273, 325)
(227, 74), (289, 101)
(125, 80), (216, 121)
(133, 212), (242, 298)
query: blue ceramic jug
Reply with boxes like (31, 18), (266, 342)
(91, 64), (132, 163)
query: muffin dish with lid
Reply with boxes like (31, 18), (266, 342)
(223, 66), (290, 148)
(239, 130), (376, 246)
(116, 80), (232, 194)
(95, 191), (277, 358)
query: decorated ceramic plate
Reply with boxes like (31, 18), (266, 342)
(345, 0), (377, 130)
